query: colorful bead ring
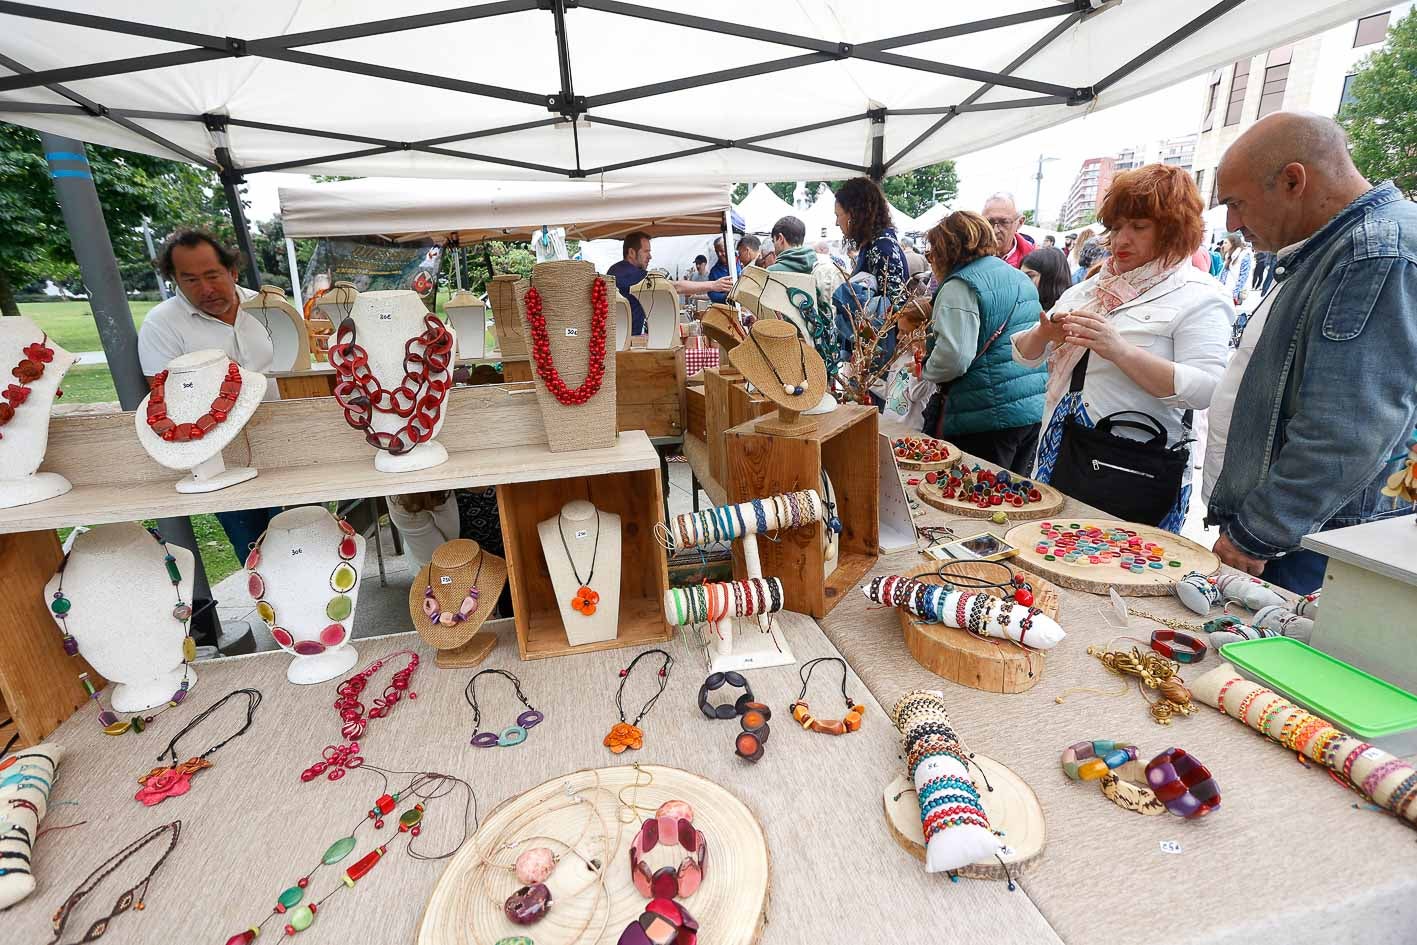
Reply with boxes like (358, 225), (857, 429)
(1060, 739), (1140, 781)
(1145, 747), (1221, 818)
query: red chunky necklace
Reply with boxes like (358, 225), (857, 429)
(145, 361), (243, 442)
(0, 333), (56, 438)
(301, 649), (420, 783)
(330, 315), (453, 455)
(524, 278), (609, 406)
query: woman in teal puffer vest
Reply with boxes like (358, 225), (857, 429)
(917, 211), (1048, 473)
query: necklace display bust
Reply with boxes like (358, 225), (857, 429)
(537, 499), (621, 647)
(0, 315), (79, 509)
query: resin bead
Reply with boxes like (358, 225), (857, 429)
(504, 884), (551, 925)
(322, 836), (356, 864)
(225, 929), (259, 945)
(1076, 758), (1109, 781)
(50, 593), (71, 615)
(398, 806), (423, 831)
(342, 845), (386, 885)
(326, 595), (353, 621)
(278, 886), (304, 909)
(330, 562), (357, 593)
(514, 847), (555, 884)
(287, 904), (314, 932)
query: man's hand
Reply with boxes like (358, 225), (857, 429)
(1214, 533), (1267, 576)
(711, 276), (734, 294)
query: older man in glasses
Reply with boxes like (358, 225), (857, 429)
(982, 192), (1035, 269)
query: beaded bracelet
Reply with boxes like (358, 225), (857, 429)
(1144, 747), (1221, 819)
(1149, 629), (1208, 664)
(1342, 742), (1373, 782)
(1060, 739), (1140, 782)
(1215, 676), (1244, 714)
(1235, 686), (1273, 725)
(1362, 758), (1408, 799)
(1384, 771), (1417, 815)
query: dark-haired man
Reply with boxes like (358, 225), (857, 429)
(606, 231), (730, 334)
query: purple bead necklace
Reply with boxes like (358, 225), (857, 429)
(465, 668), (544, 748)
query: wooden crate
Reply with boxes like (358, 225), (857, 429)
(725, 403), (880, 617)
(704, 368), (773, 484)
(685, 385), (706, 440)
(616, 348), (682, 438)
(498, 468), (671, 659)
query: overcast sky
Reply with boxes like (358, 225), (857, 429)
(242, 76), (1207, 230)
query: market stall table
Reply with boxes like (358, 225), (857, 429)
(818, 419), (1417, 945)
(5, 621), (1062, 945)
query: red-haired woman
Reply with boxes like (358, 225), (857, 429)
(1012, 164), (1231, 531)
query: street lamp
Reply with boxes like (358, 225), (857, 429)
(1033, 155), (1059, 227)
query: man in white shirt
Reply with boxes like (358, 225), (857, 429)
(139, 229), (279, 592)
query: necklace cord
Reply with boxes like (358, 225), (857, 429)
(158, 688), (262, 764)
(797, 656), (855, 709)
(616, 649), (673, 726)
(557, 510), (601, 587)
(50, 820), (181, 945)
(463, 669), (533, 732)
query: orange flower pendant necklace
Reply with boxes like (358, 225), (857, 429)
(603, 648), (673, 754)
(557, 509), (602, 616)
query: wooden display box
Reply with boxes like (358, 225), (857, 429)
(685, 384), (706, 440)
(704, 367), (774, 484)
(617, 347), (682, 438)
(499, 467), (671, 659)
(725, 403), (880, 618)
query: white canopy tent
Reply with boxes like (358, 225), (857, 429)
(278, 176), (732, 242)
(735, 184), (797, 234)
(0, 1), (1390, 185)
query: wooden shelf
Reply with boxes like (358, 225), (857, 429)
(520, 597), (672, 660)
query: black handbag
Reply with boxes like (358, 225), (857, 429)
(1046, 352), (1192, 526)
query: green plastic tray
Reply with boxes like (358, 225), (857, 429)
(1220, 637), (1417, 740)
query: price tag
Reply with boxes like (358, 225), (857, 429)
(565, 327), (579, 337)
(1158, 840), (1183, 855)
(181, 381), (195, 389)
(1362, 746), (1384, 761)
(575, 529), (589, 539)
(379, 313), (393, 320)
(439, 575), (453, 585)
(290, 547), (303, 556)
(999, 845), (1015, 857)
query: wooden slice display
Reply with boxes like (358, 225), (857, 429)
(890, 435), (961, 472)
(896, 561), (1060, 694)
(917, 477), (1064, 521)
(1003, 519), (1220, 597)
(882, 753), (1046, 881)
(417, 764), (768, 945)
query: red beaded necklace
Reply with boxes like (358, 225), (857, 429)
(0, 333), (56, 438)
(145, 361), (243, 442)
(524, 278), (609, 406)
(330, 314), (453, 455)
(300, 649), (420, 783)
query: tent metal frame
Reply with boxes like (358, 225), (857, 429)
(0, 0), (1250, 183)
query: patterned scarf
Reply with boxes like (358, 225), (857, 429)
(1043, 254), (1186, 415)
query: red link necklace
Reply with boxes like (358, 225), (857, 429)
(524, 278), (609, 406)
(145, 361), (243, 441)
(0, 332), (57, 437)
(301, 649), (420, 783)
(329, 314), (453, 455)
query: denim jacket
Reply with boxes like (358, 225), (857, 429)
(1206, 182), (1417, 557)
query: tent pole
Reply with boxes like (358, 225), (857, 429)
(452, 247), (463, 290)
(204, 115), (261, 289)
(869, 108), (886, 182)
(724, 207), (738, 281)
(40, 132), (218, 640)
(285, 238), (304, 310)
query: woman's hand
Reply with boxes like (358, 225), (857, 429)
(1062, 311), (1128, 363)
(1036, 309), (1071, 347)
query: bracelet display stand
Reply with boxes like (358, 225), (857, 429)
(614, 294), (632, 352)
(0, 316), (79, 510)
(248, 506), (364, 684)
(726, 403), (880, 618)
(487, 273), (527, 359)
(417, 764), (769, 945)
(243, 285), (312, 373)
(537, 500), (622, 648)
(660, 491), (823, 673)
(43, 522), (197, 711)
(134, 350), (265, 493)
(630, 273), (679, 349)
(407, 538), (506, 668)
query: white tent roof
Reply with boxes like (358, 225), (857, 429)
(0, 1), (1390, 182)
(910, 203), (949, 232)
(735, 184), (797, 234)
(279, 176), (730, 241)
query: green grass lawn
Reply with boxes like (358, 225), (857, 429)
(58, 364), (119, 404)
(20, 299), (157, 352)
(57, 514), (241, 585)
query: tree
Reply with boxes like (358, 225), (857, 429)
(1340, 9), (1417, 199)
(1021, 209), (1036, 226)
(0, 122), (227, 315)
(881, 161), (958, 218)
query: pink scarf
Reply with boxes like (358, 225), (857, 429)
(1043, 255), (1186, 415)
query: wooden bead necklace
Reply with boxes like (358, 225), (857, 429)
(47, 820), (181, 945)
(53, 527), (195, 735)
(523, 279), (610, 405)
(604, 649), (673, 754)
(423, 551), (483, 627)
(790, 657), (865, 735)
(465, 668), (544, 748)
(135, 688), (262, 807)
(144, 360), (242, 441)
(557, 510), (601, 616)
(301, 649), (420, 782)
(246, 517), (359, 654)
(0, 332), (56, 437)
(747, 321), (810, 396)
(225, 765), (475, 944)
(329, 313), (453, 454)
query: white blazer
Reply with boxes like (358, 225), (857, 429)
(1015, 264), (1233, 467)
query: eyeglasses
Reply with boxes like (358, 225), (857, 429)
(985, 218), (1016, 228)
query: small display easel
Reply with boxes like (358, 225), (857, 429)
(659, 491), (824, 673)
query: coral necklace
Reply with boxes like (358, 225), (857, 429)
(0, 332), (56, 438)
(524, 279), (609, 405)
(329, 314), (453, 455)
(301, 649), (420, 783)
(145, 361), (243, 441)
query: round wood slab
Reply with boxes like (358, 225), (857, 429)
(896, 561), (1060, 694)
(917, 477), (1065, 522)
(892, 439), (962, 472)
(1003, 519), (1220, 597)
(882, 753), (1046, 881)
(417, 764), (768, 945)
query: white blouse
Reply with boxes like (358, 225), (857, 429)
(1014, 265), (1233, 475)
(386, 494), (461, 570)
